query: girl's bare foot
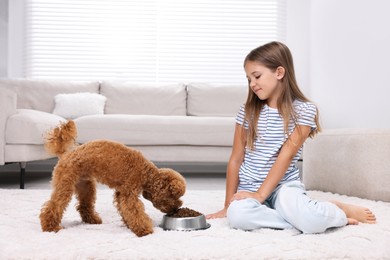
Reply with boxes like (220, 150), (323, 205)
(331, 200), (376, 224)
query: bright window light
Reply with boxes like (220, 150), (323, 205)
(24, 0), (286, 85)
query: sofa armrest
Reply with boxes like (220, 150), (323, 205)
(0, 88), (17, 165)
(302, 129), (390, 202)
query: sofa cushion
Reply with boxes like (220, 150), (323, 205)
(6, 109), (65, 145)
(100, 81), (187, 116)
(0, 79), (100, 113)
(74, 115), (235, 146)
(53, 92), (107, 119)
(187, 83), (248, 117)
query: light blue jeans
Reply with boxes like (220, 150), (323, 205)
(227, 181), (348, 233)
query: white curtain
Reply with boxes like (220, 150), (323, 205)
(24, 0), (286, 85)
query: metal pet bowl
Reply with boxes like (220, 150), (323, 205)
(160, 214), (211, 231)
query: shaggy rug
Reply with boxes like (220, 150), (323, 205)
(1, 188), (389, 260)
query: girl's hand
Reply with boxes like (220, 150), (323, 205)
(231, 191), (262, 203)
(206, 208), (227, 219)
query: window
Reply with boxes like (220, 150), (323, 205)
(24, 0), (286, 84)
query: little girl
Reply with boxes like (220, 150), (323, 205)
(206, 41), (376, 233)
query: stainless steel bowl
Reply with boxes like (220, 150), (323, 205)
(160, 214), (211, 231)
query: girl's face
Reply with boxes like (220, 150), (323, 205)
(244, 60), (284, 107)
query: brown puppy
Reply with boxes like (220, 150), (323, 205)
(40, 121), (186, 237)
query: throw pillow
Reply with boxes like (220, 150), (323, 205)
(53, 92), (106, 119)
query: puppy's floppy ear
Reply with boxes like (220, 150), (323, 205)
(168, 179), (186, 198)
(157, 168), (186, 198)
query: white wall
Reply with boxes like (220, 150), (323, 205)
(7, 0), (24, 78)
(310, 0), (390, 129)
(0, 0), (7, 77)
(286, 0), (311, 97)
(0, 0), (24, 78)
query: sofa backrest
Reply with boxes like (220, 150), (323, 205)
(0, 79), (100, 113)
(186, 83), (248, 117)
(0, 79), (248, 117)
(100, 81), (187, 116)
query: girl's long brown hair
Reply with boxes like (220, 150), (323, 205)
(243, 41), (321, 149)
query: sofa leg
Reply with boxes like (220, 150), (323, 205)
(19, 162), (27, 189)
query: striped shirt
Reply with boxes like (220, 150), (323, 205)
(236, 100), (317, 192)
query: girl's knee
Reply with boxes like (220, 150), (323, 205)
(227, 199), (258, 230)
(227, 200), (246, 229)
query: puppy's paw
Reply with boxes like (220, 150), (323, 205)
(41, 224), (63, 233)
(133, 226), (154, 237)
(81, 213), (102, 225)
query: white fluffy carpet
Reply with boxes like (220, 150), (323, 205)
(1, 189), (389, 260)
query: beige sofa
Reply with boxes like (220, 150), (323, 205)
(0, 79), (248, 188)
(2, 79), (388, 203)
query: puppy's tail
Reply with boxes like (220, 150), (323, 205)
(44, 120), (77, 157)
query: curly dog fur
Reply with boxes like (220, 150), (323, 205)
(39, 121), (186, 237)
